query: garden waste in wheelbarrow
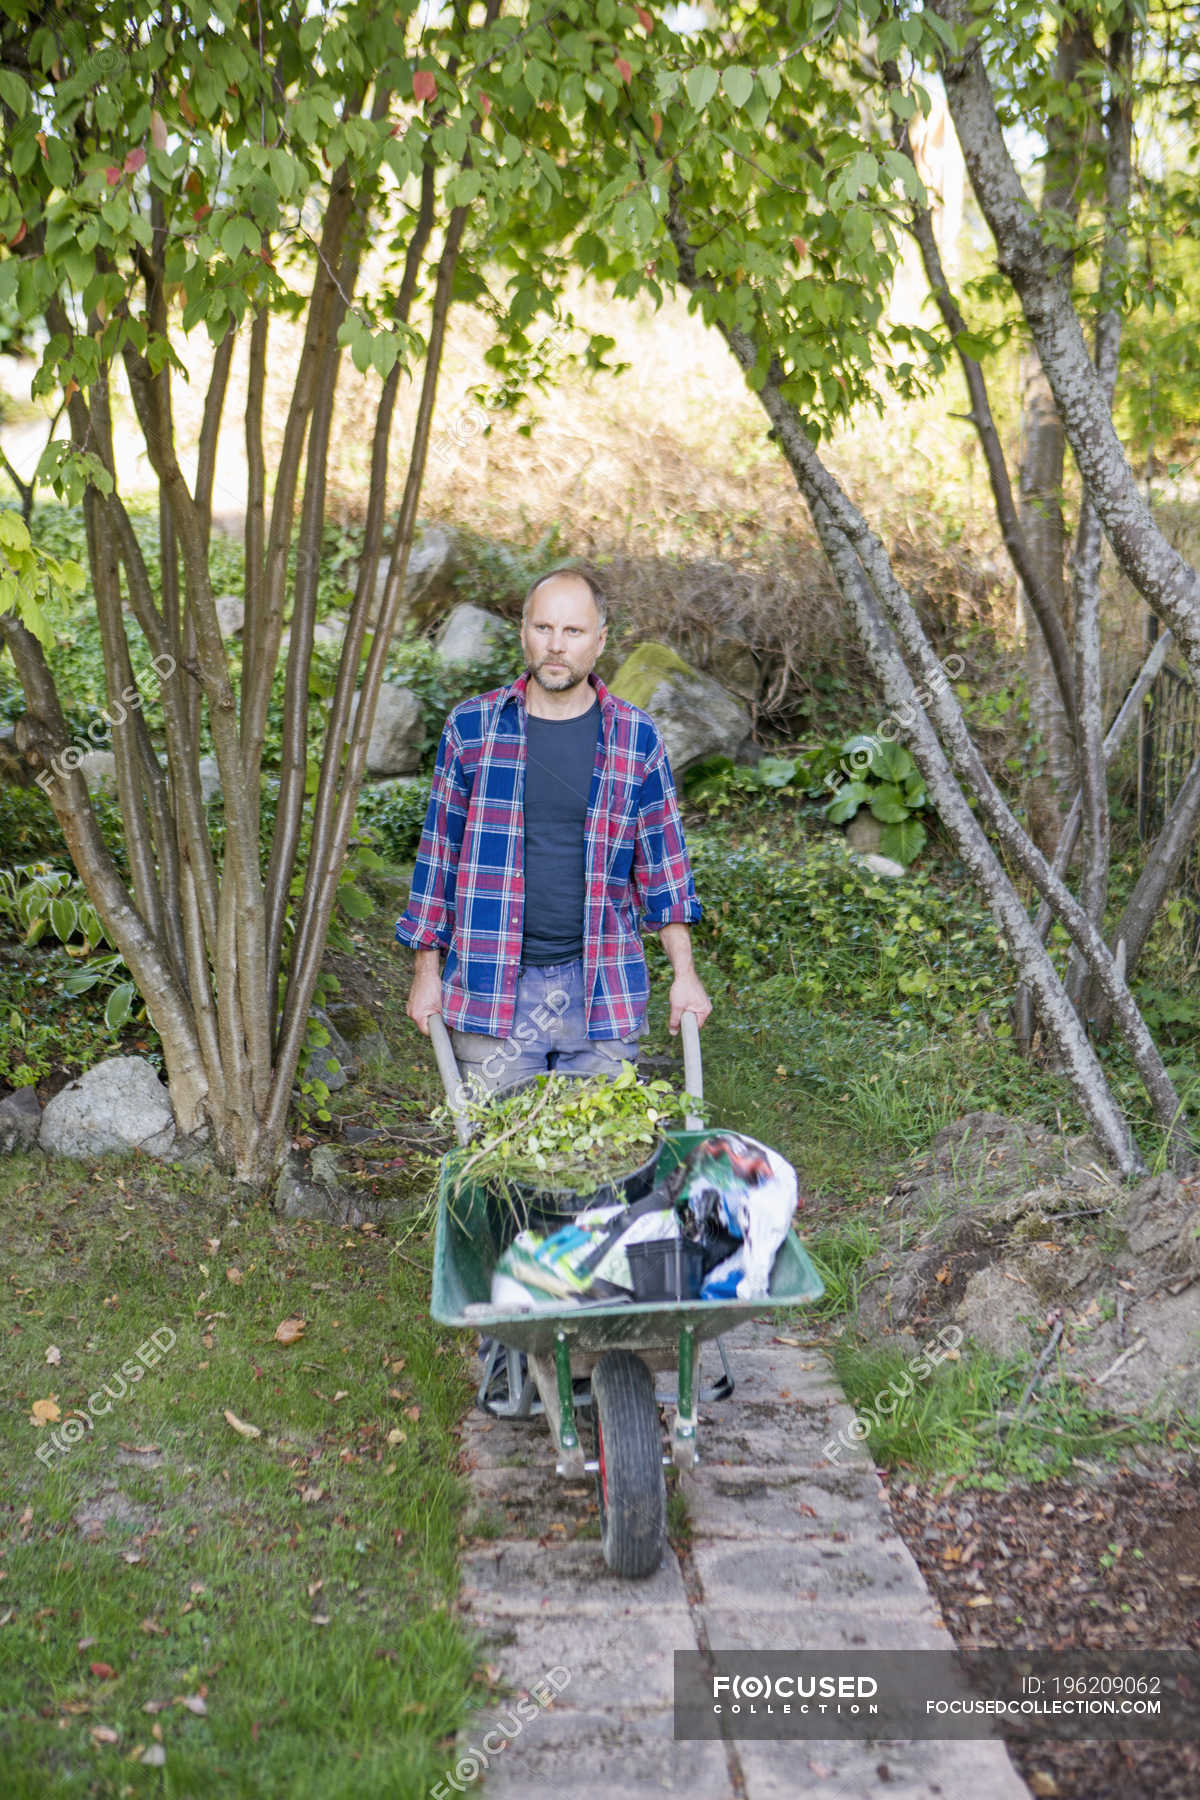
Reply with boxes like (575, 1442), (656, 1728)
(427, 1012), (824, 1577)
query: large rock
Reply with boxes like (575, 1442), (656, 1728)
(275, 1146), (366, 1225)
(0, 1087), (42, 1154)
(306, 1008), (359, 1093)
(367, 524), (459, 627)
(364, 684), (424, 777)
(434, 602), (517, 667)
(608, 641), (754, 773)
(215, 594), (244, 638)
(78, 750), (118, 795)
(327, 1002), (391, 1068)
(39, 1056), (177, 1161)
(197, 756), (221, 807)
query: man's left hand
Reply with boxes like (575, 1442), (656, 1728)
(669, 969), (712, 1034)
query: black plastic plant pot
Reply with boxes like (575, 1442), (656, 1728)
(513, 1140), (663, 1232)
(625, 1237), (706, 1303)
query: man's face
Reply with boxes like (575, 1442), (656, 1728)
(520, 576), (607, 694)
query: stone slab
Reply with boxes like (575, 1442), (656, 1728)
(735, 1737), (1031, 1800)
(468, 1705), (731, 1796)
(460, 1537), (689, 1617)
(695, 1606), (955, 1656)
(680, 1462), (889, 1541)
(466, 1606), (698, 1713)
(691, 1537), (931, 1615)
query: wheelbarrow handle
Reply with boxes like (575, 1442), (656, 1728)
(680, 1008), (704, 1131)
(428, 1013), (472, 1146)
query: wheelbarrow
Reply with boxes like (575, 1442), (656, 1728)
(427, 1010), (825, 1577)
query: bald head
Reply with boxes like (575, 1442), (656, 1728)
(520, 569), (608, 701)
(522, 566), (608, 628)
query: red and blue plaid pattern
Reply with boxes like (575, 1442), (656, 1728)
(395, 670), (702, 1039)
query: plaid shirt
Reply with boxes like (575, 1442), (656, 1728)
(395, 670), (701, 1039)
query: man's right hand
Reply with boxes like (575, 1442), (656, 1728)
(407, 949), (444, 1036)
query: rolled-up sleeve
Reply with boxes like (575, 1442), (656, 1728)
(395, 717), (470, 952)
(632, 737), (702, 932)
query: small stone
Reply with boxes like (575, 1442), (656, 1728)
(859, 852), (906, 879)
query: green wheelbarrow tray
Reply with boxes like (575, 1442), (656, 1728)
(431, 1127), (825, 1359)
(432, 1129), (823, 1481)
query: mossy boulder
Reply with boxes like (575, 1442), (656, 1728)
(609, 641), (754, 773)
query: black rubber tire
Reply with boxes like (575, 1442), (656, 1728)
(591, 1350), (666, 1579)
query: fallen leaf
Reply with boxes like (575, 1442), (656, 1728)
(89, 1661), (117, 1679)
(226, 1267), (244, 1285)
(965, 1594), (993, 1607)
(143, 1699), (169, 1714)
(140, 1617), (167, 1636)
(935, 1265), (952, 1285)
(141, 1743), (166, 1766)
(222, 1409), (261, 1440)
(1028, 1775), (1060, 1798)
(311, 1613), (331, 1625)
(30, 1396), (61, 1426)
(90, 1724), (120, 1745)
(299, 1484), (325, 1504)
(45, 1345), (62, 1365)
(274, 1318), (306, 1345)
(386, 1428), (404, 1446)
(174, 1694), (207, 1715)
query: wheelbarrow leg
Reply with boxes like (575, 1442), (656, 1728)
(672, 1324), (698, 1469)
(477, 1339), (539, 1419)
(527, 1332), (586, 1477)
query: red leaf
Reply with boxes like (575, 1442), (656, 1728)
(124, 147), (147, 174)
(636, 6), (654, 29)
(89, 1662), (117, 1680)
(105, 166), (123, 186)
(412, 69), (437, 103)
(792, 235), (807, 258)
(614, 56), (633, 85)
(651, 111), (663, 142)
(192, 204), (212, 222)
(8, 219), (26, 247)
(478, 93), (491, 116)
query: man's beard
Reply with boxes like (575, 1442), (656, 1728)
(531, 655), (585, 691)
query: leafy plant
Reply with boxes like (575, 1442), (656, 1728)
(354, 780), (429, 865)
(684, 730), (932, 864)
(0, 864), (138, 1032)
(438, 1064), (698, 1208)
(816, 734), (930, 865)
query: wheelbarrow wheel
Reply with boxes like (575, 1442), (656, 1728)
(591, 1350), (666, 1579)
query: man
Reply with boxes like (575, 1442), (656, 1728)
(397, 566), (711, 1093)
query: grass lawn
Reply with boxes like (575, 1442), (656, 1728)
(0, 1138), (492, 1799)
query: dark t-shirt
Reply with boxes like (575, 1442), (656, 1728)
(521, 700), (602, 966)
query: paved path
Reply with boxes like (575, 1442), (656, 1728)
(452, 1320), (1030, 1800)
